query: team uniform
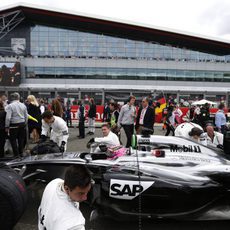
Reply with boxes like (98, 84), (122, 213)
(41, 115), (69, 150)
(205, 131), (223, 148)
(38, 179), (85, 230)
(95, 131), (120, 146)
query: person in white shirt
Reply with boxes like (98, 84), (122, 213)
(87, 124), (121, 147)
(94, 123), (120, 146)
(117, 96), (136, 147)
(39, 99), (46, 114)
(41, 110), (69, 152)
(215, 104), (227, 134)
(205, 124), (223, 148)
(38, 165), (92, 230)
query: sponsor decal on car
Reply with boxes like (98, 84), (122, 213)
(109, 179), (154, 200)
(138, 138), (151, 145)
(170, 145), (201, 153)
(178, 156), (211, 163)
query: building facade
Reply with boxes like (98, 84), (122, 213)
(0, 3), (230, 105)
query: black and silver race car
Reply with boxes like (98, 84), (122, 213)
(3, 131), (230, 227)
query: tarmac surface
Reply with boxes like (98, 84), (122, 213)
(14, 125), (230, 230)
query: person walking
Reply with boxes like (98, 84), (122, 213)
(27, 95), (42, 143)
(0, 101), (6, 157)
(87, 98), (96, 135)
(5, 92), (28, 157)
(117, 96), (136, 147)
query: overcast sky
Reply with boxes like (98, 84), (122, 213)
(0, 0), (230, 41)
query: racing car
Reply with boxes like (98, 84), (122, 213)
(2, 128), (230, 228)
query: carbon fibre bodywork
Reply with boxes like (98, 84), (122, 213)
(7, 135), (230, 220)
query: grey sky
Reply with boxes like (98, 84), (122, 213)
(0, 0), (230, 41)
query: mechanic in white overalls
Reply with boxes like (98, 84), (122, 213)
(175, 122), (207, 145)
(38, 165), (92, 230)
(205, 124), (223, 148)
(188, 127), (207, 145)
(41, 110), (69, 152)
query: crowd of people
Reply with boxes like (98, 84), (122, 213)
(37, 95), (229, 230)
(0, 92), (229, 158)
(0, 93), (70, 158)
(1, 92), (230, 230)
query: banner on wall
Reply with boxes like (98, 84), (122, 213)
(0, 62), (21, 86)
(71, 105), (104, 124)
(11, 38), (26, 55)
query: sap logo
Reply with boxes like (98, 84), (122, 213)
(111, 184), (143, 196)
(109, 179), (154, 200)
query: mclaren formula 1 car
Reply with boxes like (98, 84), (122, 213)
(4, 129), (230, 225)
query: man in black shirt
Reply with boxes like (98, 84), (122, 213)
(77, 101), (85, 139)
(87, 98), (96, 135)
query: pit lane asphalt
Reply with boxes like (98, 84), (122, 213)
(14, 126), (230, 230)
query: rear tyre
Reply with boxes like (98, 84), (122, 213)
(0, 163), (28, 230)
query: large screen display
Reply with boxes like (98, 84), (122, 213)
(0, 62), (21, 86)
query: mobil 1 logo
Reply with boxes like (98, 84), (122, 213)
(109, 179), (154, 200)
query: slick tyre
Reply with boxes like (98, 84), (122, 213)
(0, 163), (28, 230)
